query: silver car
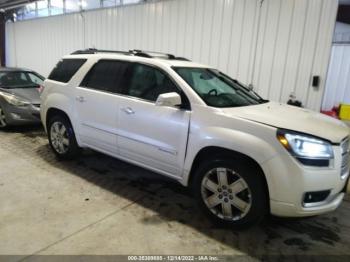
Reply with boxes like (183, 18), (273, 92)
(0, 68), (44, 128)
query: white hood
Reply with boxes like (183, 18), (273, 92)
(223, 102), (349, 144)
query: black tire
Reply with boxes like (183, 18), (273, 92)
(193, 158), (268, 229)
(48, 115), (80, 160)
(0, 105), (8, 129)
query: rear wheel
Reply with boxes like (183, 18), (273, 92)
(0, 106), (7, 128)
(48, 115), (80, 159)
(193, 158), (268, 229)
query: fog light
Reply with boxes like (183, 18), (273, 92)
(303, 190), (330, 205)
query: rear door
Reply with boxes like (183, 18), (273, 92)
(75, 60), (129, 154)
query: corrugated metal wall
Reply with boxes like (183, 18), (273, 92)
(5, 0), (338, 111)
(322, 44), (350, 110)
(334, 22), (350, 43)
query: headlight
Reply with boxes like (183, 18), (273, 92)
(1, 92), (29, 107)
(277, 129), (334, 167)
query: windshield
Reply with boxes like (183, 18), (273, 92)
(173, 67), (268, 108)
(0, 71), (44, 89)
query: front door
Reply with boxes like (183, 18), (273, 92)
(117, 63), (191, 177)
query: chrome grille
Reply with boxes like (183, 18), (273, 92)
(341, 137), (350, 179)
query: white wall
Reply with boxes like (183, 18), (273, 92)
(334, 22), (350, 43)
(5, 0), (338, 111)
(322, 44), (350, 110)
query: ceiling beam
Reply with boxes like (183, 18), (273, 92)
(0, 1), (35, 10)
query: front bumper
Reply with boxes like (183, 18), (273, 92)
(261, 146), (349, 217)
(3, 103), (41, 126)
(270, 192), (345, 217)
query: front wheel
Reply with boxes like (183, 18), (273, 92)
(48, 115), (80, 159)
(193, 159), (268, 229)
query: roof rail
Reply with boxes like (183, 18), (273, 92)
(130, 50), (191, 61)
(71, 48), (131, 55)
(175, 57), (191, 61)
(71, 48), (191, 61)
(130, 50), (177, 60)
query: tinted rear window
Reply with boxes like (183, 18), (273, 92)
(48, 59), (87, 83)
(80, 60), (130, 93)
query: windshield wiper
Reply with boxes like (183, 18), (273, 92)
(258, 98), (269, 103)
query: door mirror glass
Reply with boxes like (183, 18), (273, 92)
(155, 92), (182, 107)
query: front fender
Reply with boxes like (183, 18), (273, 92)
(183, 125), (279, 185)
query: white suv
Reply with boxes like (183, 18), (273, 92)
(40, 49), (350, 228)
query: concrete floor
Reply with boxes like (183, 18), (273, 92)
(0, 126), (350, 260)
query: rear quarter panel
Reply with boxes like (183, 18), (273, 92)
(40, 58), (94, 143)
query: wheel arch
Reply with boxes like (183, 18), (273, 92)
(46, 107), (81, 159)
(188, 146), (270, 210)
(46, 108), (73, 130)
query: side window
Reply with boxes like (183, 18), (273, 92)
(48, 59), (87, 83)
(80, 60), (129, 93)
(27, 73), (44, 85)
(19, 72), (28, 82)
(126, 64), (179, 102)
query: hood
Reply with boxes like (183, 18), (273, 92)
(0, 87), (41, 104)
(222, 102), (349, 144)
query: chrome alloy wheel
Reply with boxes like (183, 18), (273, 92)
(0, 107), (7, 127)
(50, 122), (70, 154)
(201, 167), (252, 221)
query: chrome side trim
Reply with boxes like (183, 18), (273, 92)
(341, 137), (349, 179)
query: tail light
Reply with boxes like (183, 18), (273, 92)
(38, 85), (45, 94)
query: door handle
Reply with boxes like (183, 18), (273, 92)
(121, 107), (135, 115)
(76, 96), (86, 103)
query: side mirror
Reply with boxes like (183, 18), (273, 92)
(248, 84), (254, 91)
(155, 92), (182, 107)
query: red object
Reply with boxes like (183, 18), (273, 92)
(321, 107), (339, 119)
(38, 85), (45, 94)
